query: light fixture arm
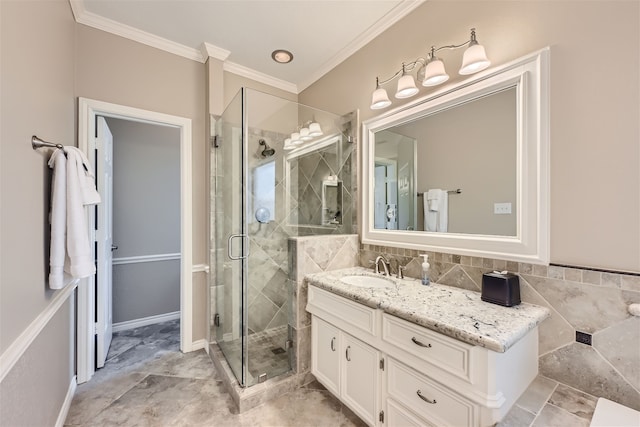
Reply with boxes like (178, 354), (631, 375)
(376, 58), (427, 86)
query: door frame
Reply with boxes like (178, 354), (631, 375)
(77, 97), (193, 383)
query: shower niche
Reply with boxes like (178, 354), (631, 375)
(210, 88), (355, 396)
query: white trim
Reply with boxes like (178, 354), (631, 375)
(0, 280), (78, 383)
(113, 253), (181, 266)
(55, 375), (77, 427)
(223, 61), (298, 94)
(297, 0), (425, 92)
(69, 0), (205, 63)
(77, 97), (194, 384)
(200, 42), (230, 62)
(190, 339), (209, 353)
(112, 311), (180, 333)
(192, 263), (210, 274)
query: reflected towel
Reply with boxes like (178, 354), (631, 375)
(424, 189), (448, 232)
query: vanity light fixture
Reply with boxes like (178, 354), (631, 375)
(284, 120), (324, 150)
(370, 28), (491, 109)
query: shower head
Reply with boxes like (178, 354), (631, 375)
(259, 139), (275, 157)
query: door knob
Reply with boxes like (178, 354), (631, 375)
(111, 245), (118, 251)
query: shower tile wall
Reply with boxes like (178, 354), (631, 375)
(359, 244), (640, 411)
(288, 235), (360, 374)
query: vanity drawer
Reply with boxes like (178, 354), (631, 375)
(307, 286), (377, 336)
(382, 314), (472, 382)
(387, 358), (477, 427)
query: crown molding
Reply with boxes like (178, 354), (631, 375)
(297, 0), (425, 92)
(223, 61), (298, 94)
(69, 0), (206, 63)
(200, 42), (231, 62)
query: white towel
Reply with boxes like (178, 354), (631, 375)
(423, 189), (448, 232)
(48, 149), (67, 289)
(65, 147), (101, 278)
(47, 147), (101, 289)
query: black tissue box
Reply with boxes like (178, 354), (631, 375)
(481, 271), (521, 307)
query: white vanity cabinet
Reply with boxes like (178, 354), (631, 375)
(307, 284), (540, 427)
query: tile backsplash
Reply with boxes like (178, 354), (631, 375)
(359, 243), (640, 411)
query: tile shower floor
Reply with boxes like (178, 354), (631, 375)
(218, 325), (290, 384)
(65, 320), (599, 427)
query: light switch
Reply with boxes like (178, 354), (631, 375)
(494, 202), (512, 214)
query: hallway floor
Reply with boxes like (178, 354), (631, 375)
(64, 320), (365, 427)
(65, 320), (598, 427)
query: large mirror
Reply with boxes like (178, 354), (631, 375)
(362, 49), (549, 264)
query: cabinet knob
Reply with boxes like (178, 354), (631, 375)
(411, 337), (432, 348)
(416, 390), (437, 404)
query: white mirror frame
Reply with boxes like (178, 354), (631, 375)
(362, 48), (549, 264)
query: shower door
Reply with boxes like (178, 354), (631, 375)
(214, 90), (248, 386)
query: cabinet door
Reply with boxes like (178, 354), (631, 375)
(312, 316), (341, 396)
(342, 333), (379, 426)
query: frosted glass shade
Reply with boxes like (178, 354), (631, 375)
(300, 127), (312, 141)
(290, 132), (301, 144)
(308, 122), (323, 137)
(395, 74), (419, 98)
(459, 44), (491, 75)
(283, 138), (294, 150)
(422, 59), (449, 87)
(370, 87), (392, 109)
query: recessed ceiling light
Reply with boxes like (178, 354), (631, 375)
(271, 49), (293, 64)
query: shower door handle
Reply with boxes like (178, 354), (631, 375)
(227, 234), (249, 260)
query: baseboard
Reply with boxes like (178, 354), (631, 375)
(55, 375), (77, 427)
(0, 280), (78, 383)
(112, 311), (180, 333)
(190, 339), (209, 353)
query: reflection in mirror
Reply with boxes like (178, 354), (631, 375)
(374, 87), (517, 236)
(374, 130), (417, 230)
(322, 179), (342, 225)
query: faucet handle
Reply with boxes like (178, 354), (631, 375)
(393, 260), (406, 279)
(368, 259), (379, 274)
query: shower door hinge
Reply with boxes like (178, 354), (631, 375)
(285, 339), (293, 349)
(379, 357), (385, 371)
(379, 410), (384, 423)
(214, 313), (220, 327)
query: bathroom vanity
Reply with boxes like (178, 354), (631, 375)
(305, 267), (549, 427)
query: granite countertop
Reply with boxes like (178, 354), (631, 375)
(305, 267), (550, 353)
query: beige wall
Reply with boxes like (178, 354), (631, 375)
(0, 1), (76, 424)
(74, 24), (209, 339)
(299, 1), (640, 273)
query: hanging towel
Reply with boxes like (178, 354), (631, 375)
(48, 149), (67, 289)
(47, 147), (101, 289)
(423, 189), (448, 232)
(65, 147), (101, 278)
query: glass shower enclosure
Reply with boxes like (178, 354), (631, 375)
(211, 88), (353, 387)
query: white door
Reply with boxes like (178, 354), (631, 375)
(311, 317), (341, 396)
(95, 116), (114, 368)
(341, 333), (379, 426)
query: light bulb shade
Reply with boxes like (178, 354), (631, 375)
(422, 59), (449, 87)
(370, 87), (392, 110)
(300, 127), (312, 141)
(283, 138), (294, 150)
(308, 122), (323, 137)
(290, 132), (301, 143)
(459, 43), (491, 75)
(395, 74), (419, 98)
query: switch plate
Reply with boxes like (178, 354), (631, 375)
(494, 202), (512, 214)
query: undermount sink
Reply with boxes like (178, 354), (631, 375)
(340, 275), (394, 288)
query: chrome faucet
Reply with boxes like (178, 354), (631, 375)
(374, 255), (391, 276)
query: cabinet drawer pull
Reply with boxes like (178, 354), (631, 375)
(416, 390), (437, 404)
(346, 346), (351, 361)
(411, 337), (432, 348)
(330, 337), (336, 352)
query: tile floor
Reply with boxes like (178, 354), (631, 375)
(64, 320), (365, 427)
(65, 320), (599, 427)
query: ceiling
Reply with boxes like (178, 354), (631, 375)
(71, 0), (424, 94)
